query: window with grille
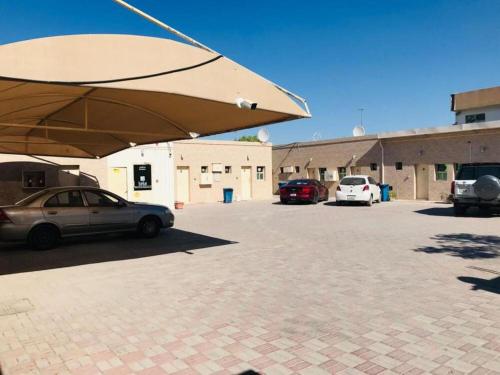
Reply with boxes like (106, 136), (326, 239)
(337, 167), (347, 179)
(370, 163), (378, 171)
(395, 162), (403, 171)
(435, 164), (448, 181)
(257, 166), (265, 180)
(319, 168), (327, 181)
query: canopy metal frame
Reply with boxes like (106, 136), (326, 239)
(111, 0), (311, 117)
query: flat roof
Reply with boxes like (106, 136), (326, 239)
(452, 86), (500, 112)
(274, 120), (500, 149)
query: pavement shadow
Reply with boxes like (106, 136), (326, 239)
(414, 233), (500, 259)
(458, 276), (500, 294)
(0, 229), (236, 275)
(415, 207), (500, 217)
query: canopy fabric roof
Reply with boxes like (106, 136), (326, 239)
(0, 34), (309, 158)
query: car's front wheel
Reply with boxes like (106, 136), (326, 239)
(138, 216), (161, 238)
(28, 225), (59, 250)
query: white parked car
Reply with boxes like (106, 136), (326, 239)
(335, 175), (381, 206)
(452, 163), (500, 216)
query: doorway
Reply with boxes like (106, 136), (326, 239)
(415, 164), (429, 200)
(240, 166), (252, 200)
(307, 168), (316, 179)
(176, 166), (190, 203)
(109, 167), (128, 199)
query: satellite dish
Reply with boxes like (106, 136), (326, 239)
(352, 126), (366, 137)
(257, 128), (270, 143)
(312, 132), (322, 141)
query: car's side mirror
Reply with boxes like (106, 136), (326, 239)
(116, 201), (127, 208)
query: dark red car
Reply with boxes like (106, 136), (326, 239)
(279, 179), (329, 204)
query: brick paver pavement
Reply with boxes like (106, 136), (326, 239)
(0, 200), (499, 374)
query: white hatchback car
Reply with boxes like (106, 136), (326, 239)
(335, 175), (381, 206)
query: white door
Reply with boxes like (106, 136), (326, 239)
(415, 164), (429, 200)
(176, 167), (190, 203)
(108, 167), (128, 200)
(241, 166), (252, 200)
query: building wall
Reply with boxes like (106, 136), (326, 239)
(0, 154), (107, 205)
(173, 140), (272, 203)
(107, 143), (175, 208)
(272, 138), (381, 192)
(273, 126), (500, 201)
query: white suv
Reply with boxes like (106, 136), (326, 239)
(452, 163), (500, 216)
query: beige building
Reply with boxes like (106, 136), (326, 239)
(173, 140), (272, 204)
(273, 120), (500, 201)
(0, 154), (107, 206)
(274, 86), (500, 201)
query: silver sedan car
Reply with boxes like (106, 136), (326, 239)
(0, 187), (174, 250)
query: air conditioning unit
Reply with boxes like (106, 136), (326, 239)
(324, 170), (338, 182)
(212, 163), (223, 173)
(200, 173), (213, 185)
(283, 166), (294, 173)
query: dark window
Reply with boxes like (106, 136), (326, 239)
(84, 191), (120, 207)
(395, 162), (403, 170)
(435, 164), (448, 181)
(340, 177), (366, 186)
(370, 163), (378, 171)
(279, 167), (284, 174)
(201, 166), (208, 173)
(225, 166), (232, 174)
(457, 165), (500, 180)
(465, 113), (486, 123)
(319, 168), (327, 181)
(295, 166), (300, 173)
(45, 191), (84, 208)
(337, 167), (347, 179)
(23, 171), (46, 188)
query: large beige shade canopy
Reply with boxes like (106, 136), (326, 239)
(0, 34), (309, 158)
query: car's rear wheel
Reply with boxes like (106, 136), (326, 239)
(312, 192), (319, 204)
(28, 225), (59, 250)
(336, 200), (343, 206)
(366, 195), (373, 207)
(453, 203), (466, 216)
(138, 216), (161, 238)
(280, 198), (288, 205)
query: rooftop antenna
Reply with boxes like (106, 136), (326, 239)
(352, 108), (366, 137)
(111, 0), (311, 116)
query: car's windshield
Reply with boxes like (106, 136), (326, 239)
(340, 177), (366, 185)
(287, 179), (313, 185)
(15, 190), (48, 206)
(457, 165), (500, 180)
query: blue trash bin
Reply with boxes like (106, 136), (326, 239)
(380, 184), (390, 202)
(223, 188), (234, 203)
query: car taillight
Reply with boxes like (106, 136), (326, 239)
(363, 185), (370, 191)
(0, 209), (11, 223)
(451, 181), (455, 195)
(301, 187), (313, 194)
(336, 186), (341, 191)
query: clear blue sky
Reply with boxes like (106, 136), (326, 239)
(1, 0), (499, 144)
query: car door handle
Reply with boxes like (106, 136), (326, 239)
(47, 211), (58, 215)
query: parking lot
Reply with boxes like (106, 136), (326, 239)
(0, 199), (499, 375)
